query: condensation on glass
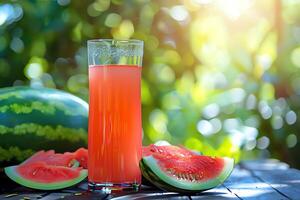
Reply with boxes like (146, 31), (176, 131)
(88, 39), (143, 67)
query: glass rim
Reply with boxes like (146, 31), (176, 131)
(87, 39), (143, 46)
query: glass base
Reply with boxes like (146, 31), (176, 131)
(88, 181), (140, 193)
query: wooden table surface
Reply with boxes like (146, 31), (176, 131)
(1, 159), (300, 200)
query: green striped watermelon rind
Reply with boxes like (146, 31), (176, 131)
(0, 86), (88, 166)
(0, 86), (88, 116)
(4, 166), (87, 190)
(140, 155), (234, 193)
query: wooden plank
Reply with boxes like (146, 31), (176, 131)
(0, 193), (46, 200)
(191, 185), (239, 199)
(56, 190), (189, 200)
(241, 159), (289, 171)
(110, 191), (190, 200)
(244, 166), (300, 200)
(223, 166), (288, 200)
(39, 193), (72, 200)
(61, 192), (109, 200)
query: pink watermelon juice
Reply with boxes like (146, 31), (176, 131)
(88, 64), (142, 185)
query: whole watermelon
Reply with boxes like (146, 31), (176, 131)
(0, 86), (88, 167)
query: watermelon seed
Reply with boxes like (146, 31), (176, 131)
(183, 174), (189, 180)
(189, 174), (194, 181)
(194, 172), (203, 180)
(179, 173), (185, 180)
(5, 193), (18, 198)
(178, 173), (183, 180)
(199, 172), (204, 179)
(179, 173), (183, 180)
(32, 169), (38, 176)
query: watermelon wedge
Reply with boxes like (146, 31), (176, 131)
(141, 144), (234, 193)
(4, 148), (88, 190)
(5, 164), (87, 190)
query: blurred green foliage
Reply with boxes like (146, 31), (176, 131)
(1, 0), (300, 167)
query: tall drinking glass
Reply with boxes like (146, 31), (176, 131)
(87, 39), (143, 191)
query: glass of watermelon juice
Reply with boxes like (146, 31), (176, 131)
(87, 39), (143, 192)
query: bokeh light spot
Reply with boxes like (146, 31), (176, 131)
(245, 140), (256, 151)
(87, 4), (101, 17)
(197, 120), (214, 136)
(291, 47), (300, 68)
(286, 134), (297, 148)
(151, 64), (175, 84)
(202, 103), (220, 119)
(246, 94), (256, 110)
(209, 118), (222, 134)
(10, 37), (24, 53)
(105, 13), (122, 28)
(149, 109), (168, 134)
(170, 5), (189, 22)
(243, 126), (258, 141)
(93, 0), (110, 12)
(0, 4), (23, 26)
(259, 101), (272, 119)
(24, 57), (48, 80)
(112, 20), (134, 39)
(57, 0), (70, 6)
(216, 0), (252, 20)
(285, 110), (297, 125)
(257, 136), (270, 149)
(271, 116), (284, 130)
(25, 63), (43, 79)
(67, 74), (88, 93)
(163, 50), (181, 65)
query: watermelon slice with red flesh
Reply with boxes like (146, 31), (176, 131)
(5, 163), (87, 190)
(140, 145), (234, 193)
(4, 149), (88, 190)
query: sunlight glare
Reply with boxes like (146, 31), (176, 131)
(170, 5), (189, 22)
(216, 0), (253, 20)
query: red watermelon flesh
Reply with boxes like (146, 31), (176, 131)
(21, 148), (88, 169)
(17, 162), (82, 183)
(153, 154), (225, 181)
(142, 144), (197, 158)
(22, 150), (76, 167)
(22, 150), (55, 165)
